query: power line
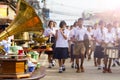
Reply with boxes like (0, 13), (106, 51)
(50, 18), (77, 21)
(50, 10), (81, 17)
(47, 0), (80, 10)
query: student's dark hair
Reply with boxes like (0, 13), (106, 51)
(73, 21), (77, 26)
(98, 20), (104, 25)
(59, 20), (66, 28)
(107, 23), (112, 27)
(48, 20), (54, 27)
(78, 18), (83, 21)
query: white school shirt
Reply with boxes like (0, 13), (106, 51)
(69, 27), (76, 39)
(86, 30), (93, 40)
(68, 27), (77, 45)
(43, 27), (56, 37)
(104, 31), (116, 43)
(118, 29), (120, 39)
(112, 27), (120, 39)
(56, 29), (69, 48)
(94, 27), (108, 46)
(74, 26), (87, 41)
(93, 28), (98, 38)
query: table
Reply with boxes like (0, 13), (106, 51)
(0, 58), (30, 79)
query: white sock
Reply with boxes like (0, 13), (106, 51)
(59, 67), (62, 70)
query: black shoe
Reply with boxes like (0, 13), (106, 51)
(116, 61), (120, 66)
(52, 62), (55, 67)
(71, 63), (74, 68)
(112, 64), (116, 67)
(62, 66), (66, 71)
(59, 70), (62, 73)
(98, 67), (101, 70)
(52, 60), (56, 67)
(48, 63), (52, 68)
(48, 66), (52, 68)
(59, 68), (63, 73)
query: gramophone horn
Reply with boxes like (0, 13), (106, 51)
(0, 0), (43, 41)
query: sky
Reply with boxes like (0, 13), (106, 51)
(42, 0), (120, 25)
(47, 0), (120, 11)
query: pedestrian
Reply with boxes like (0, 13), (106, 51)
(103, 23), (116, 73)
(94, 20), (107, 70)
(72, 18), (86, 73)
(84, 26), (94, 60)
(111, 21), (120, 67)
(92, 23), (99, 66)
(43, 20), (56, 68)
(54, 20), (69, 73)
(69, 22), (78, 68)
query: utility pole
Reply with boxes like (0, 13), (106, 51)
(43, 0), (46, 8)
(42, 0), (49, 28)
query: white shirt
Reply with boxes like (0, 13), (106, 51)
(68, 27), (77, 44)
(74, 26), (87, 41)
(86, 30), (93, 40)
(104, 31), (116, 43)
(69, 27), (76, 38)
(43, 27), (56, 37)
(94, 27), (108, 45)
(112, 27), (120, 39)
(54, 27), (59, 31)
(56, 29), (69, 48)
(93, 28), (98, 38)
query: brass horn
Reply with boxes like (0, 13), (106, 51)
(0, 0), (43, 41)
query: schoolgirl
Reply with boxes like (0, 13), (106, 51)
(54, 20), (69, 73)
(43, 20), (56, 68)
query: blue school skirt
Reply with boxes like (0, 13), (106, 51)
(54, 47), (69, 59)
(94, 46), (104, 58)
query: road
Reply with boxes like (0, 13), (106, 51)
(40, 53), (120, 80)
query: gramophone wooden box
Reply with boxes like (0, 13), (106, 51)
(0, 58), (27, 74)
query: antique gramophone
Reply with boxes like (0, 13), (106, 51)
(0, 0), (44, 54)
(0, 0), (47, 79)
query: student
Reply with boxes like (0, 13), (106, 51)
(103, 23), (116, 73)
(54, 20), (69, 73)
(111, 21), (120, 67)
(43, 20), (56, 68)
(94, 20), (107, 70)
(72, 18), (86, 73)
(93, 23), (99, 66)
(85, 26), (94, 60)
(69, 22), (78, 68)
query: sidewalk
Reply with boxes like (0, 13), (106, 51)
(40, 53), (120, 80)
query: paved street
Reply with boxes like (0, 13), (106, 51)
(40, 53), (120, 80)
